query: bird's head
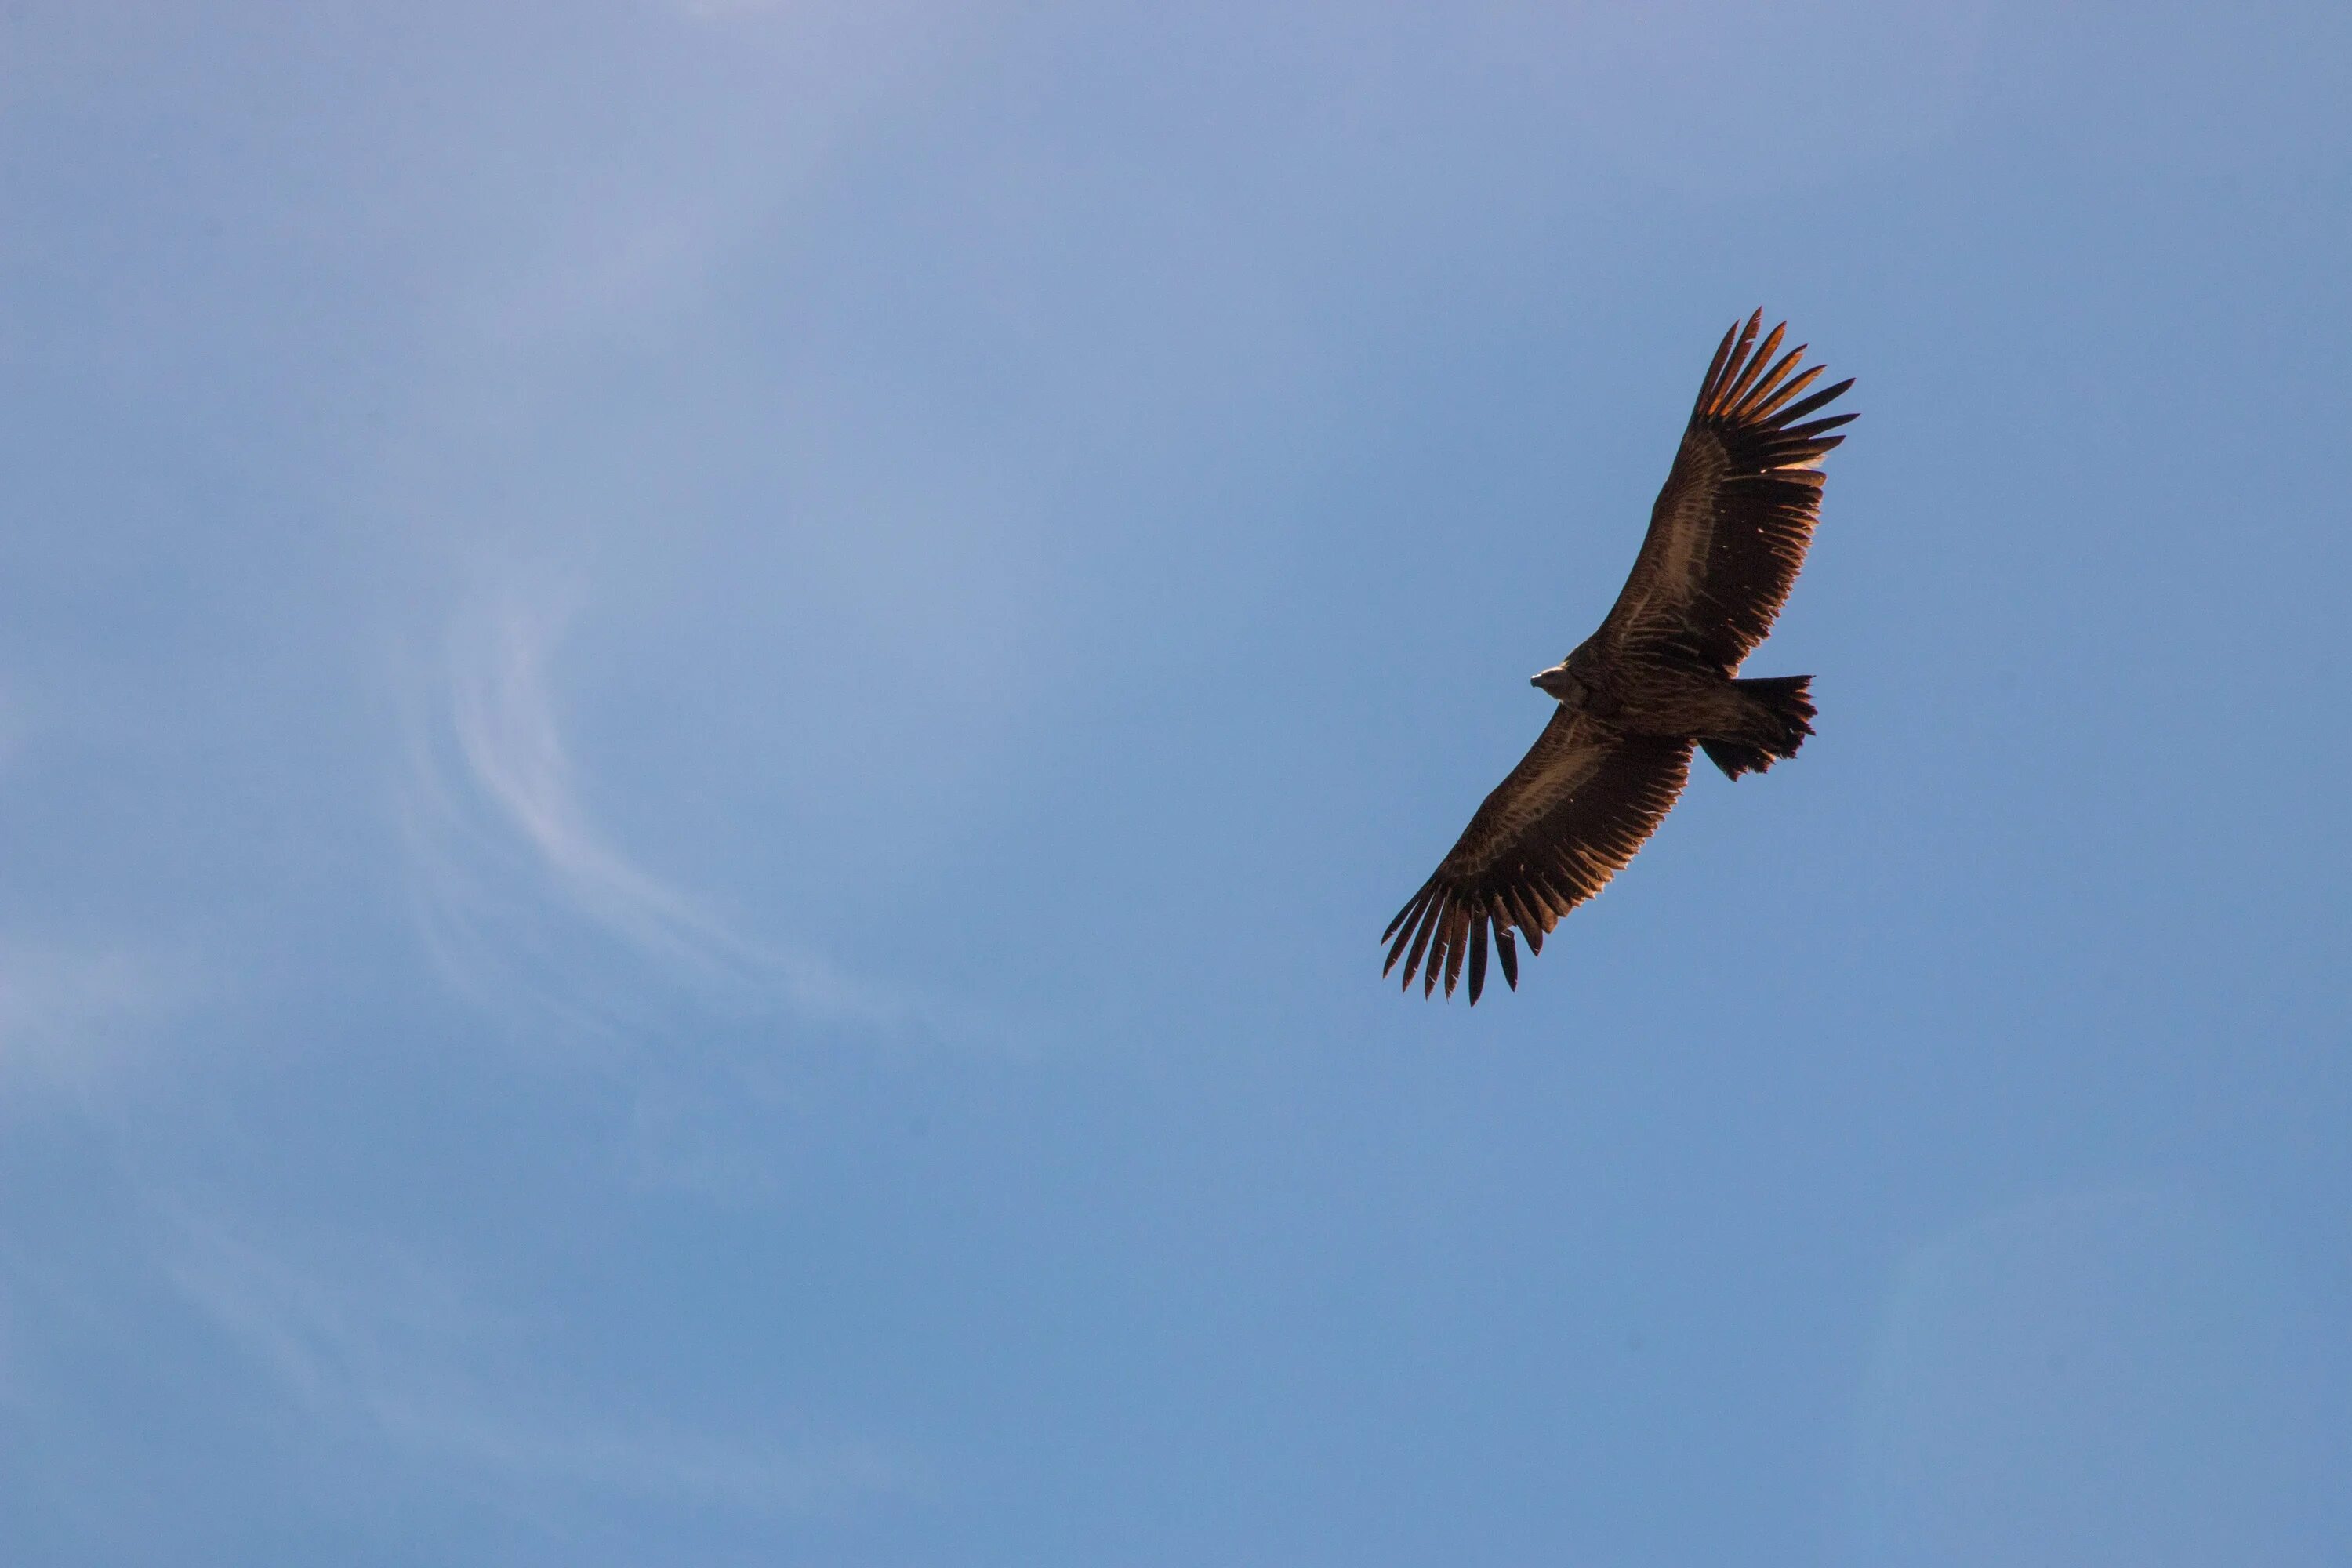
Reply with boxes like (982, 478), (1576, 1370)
(1530, 661), (1581, 704)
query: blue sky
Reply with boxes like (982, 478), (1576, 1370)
(3, 1), (2348, 1562)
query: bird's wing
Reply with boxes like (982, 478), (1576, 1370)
(1595, 312), (1856, 672)
(1383, 710), (1693, 1003)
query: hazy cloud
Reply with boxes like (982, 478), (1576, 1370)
(0, 938), (193, 1094)
(1845, 1185), (2343, 1566)
(162, 1207), (898, 1516)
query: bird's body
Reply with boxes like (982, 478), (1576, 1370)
(1384, 313), (1854, 1003)
(1539, 634), (1815, 768)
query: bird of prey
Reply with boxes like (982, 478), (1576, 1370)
(1383, 312), (1854, 1004)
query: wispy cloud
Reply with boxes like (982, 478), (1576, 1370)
(673, 0), (793, 23)
(439, 584), (759, 985)
(401, 580), (904, 1047)
(161, 1206), (899, 1517)
(0, 937), (194, 1094)
(421, 0), (973, 373)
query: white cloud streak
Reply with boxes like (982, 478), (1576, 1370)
(401, 581), (904, 1046)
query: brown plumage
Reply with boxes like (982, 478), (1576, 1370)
(1383, 313), (1854, 1003)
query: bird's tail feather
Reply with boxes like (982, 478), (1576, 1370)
(1703, 675), (1814, 780)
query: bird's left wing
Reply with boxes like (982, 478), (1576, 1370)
(1384, 710), (1694, 1003)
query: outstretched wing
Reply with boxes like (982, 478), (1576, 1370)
(1383, 711), (1693, 1004)
(1596, 312), (1856, 672)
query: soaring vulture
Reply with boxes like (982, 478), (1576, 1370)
(1383, 312), (1855, 1003)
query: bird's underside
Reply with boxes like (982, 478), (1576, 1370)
(1384, 311), (1854, 1004)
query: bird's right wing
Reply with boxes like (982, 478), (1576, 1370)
(1595, 313), (1855, 672)
(1384, 710), (1693, 1003)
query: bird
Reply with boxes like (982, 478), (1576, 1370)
(1382, 312), (1855, 1004)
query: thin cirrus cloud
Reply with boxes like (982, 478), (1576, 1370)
(399, 581), (906, 1050)
(161, 1205), (898, 1517)
(0, 938), (193, 1095)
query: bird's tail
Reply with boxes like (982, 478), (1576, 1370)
(1701, 675), (1815, 780)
